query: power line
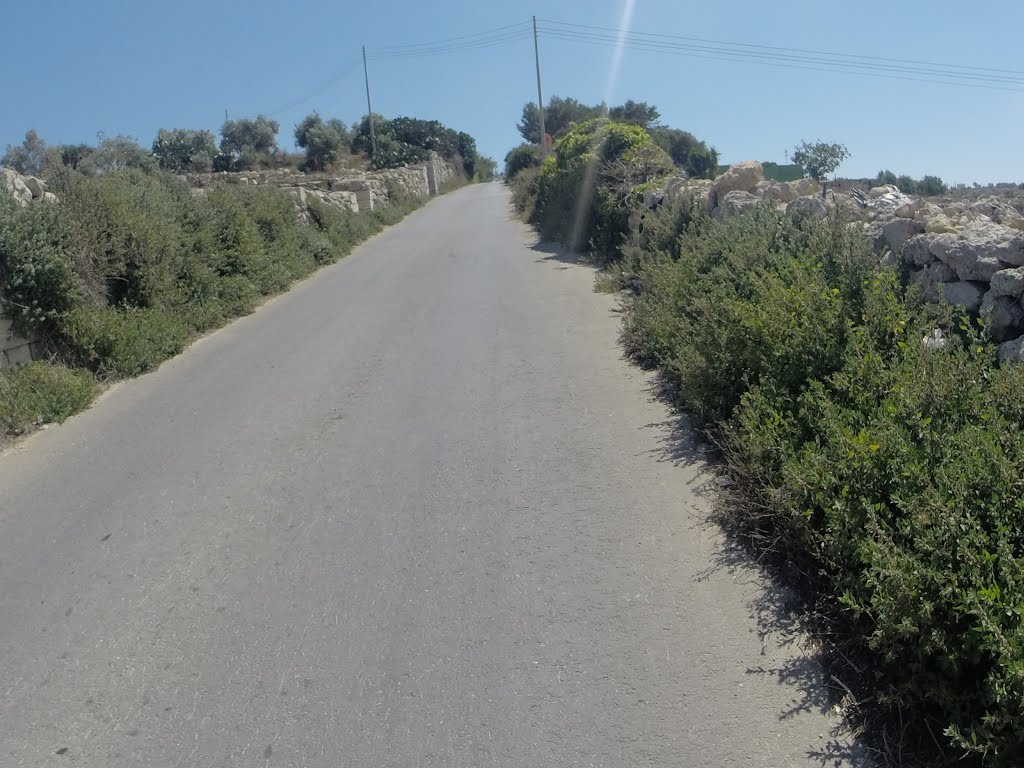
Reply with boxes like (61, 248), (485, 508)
(538, 18), (1024, 79)
(368, 29), (532, 59)
(538, 26), (1024, 92)
(371, 21), (531, 52)
(264, 56), (364, 117)
(536, 27), (1024, 92)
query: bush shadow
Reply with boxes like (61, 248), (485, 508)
(529, 239), (594, 269)
(637, 373), (877, 767)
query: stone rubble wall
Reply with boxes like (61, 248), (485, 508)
(644, 161), (1024, 363)
(185, 151), (462, 218)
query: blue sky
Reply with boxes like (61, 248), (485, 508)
(3, 1), (1023, 183)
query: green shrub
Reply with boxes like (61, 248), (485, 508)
(48, 167), (194, 307)
(2, 158), (429, 390)
(0, 191), (81, 335)
(504, 143), (542, 180)
(510, 166), (541, 220)
(624, 207), (875, 422)
(0, 362), (95, 434)
(620, 199), (1024, 762)
(62, 304), (189, 377)
(532, 119), (673, 261)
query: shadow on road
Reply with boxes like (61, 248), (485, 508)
(529, 240), (592, 270)
(636, 362), (873, 766)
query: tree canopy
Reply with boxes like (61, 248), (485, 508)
(219, 115), (279, 171)
(1, 130), (48, 175)
(152, 128), (217, 173)
(791, 140), (850, 181)
(517, 96), (606, 144)
(608, 100), (660, 129)
(294, 113), (350, 172)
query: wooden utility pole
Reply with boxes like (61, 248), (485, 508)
(533, 16), (546, 153)
(363, 45), (376, 156)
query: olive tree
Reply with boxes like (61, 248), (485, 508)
(152, 128), (217, 172)
(294, 113), (350, 171)
(791, 140), (850, 181)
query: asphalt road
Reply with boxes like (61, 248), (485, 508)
(0, 184), (858, 767)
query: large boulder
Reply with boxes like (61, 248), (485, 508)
(908, 262), (957, 300)
(792, 178), (820, 197)
(924, 214), (958, 234)
(787, 195), (828, 219)
(938, 281), (986, 312)
(998, 335), (1024, 364)
(708, 160), (763, 210)
(913, 201), (945, 223)
(2, 168), (33, 206)
(757, 179), (819, 204)
(828, 192), (865, 220)
(868, 187), (917, 219)
(859, 220), (887, 253)
(869, 184), (900, 198)
(895, 198), (924, 219)
(989, 267), (1024, 298)
(971, 196), (1024, 230)
(883, 218), (925, 254)
(925, 221), (1024, 281)
(980, 291), (1024, 341)
(715, 190), (761, 219)
(23, 176), (47, 198)
(902, 236), (937, 267)
(954, 220), (1024, 266)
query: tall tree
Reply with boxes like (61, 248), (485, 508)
(608, 100), (660, 129)
(517, 96), (604, 143)
(791, 140), (850, 181)
(152, 128), (217, 173)
(219, 115), (279, 171)
(650, 127), (718, 179)
(294, 113), (350, 172)
(81, 134), (156, 175)
(2, 129), (48, 175)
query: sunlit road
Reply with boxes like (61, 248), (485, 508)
(0, 184), (856, 767)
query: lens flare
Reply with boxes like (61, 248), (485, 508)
(570, 0), (638, 252)
(604, 0), (638, 106)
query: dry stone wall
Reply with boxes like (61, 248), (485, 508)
(186, 152), (461, 218)
(646, 161), (1024, 363)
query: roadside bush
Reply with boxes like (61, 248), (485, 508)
(0, 191), (81, 335)
(532, 119), (673, 261)
(620, 200), (1024, 762)
(504, 143), (542, 180)
(62, 304), (189, 377)
(0, 362), (95, 434)
(510, 166), (541, 220)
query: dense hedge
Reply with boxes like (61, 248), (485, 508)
(526, 119), (673, 262)
(619, 196), (1024, 763)
(0, 167), (425, 433)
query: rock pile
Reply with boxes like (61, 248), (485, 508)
(646, 161), (1024, 363)
(2, 167), (58, 206)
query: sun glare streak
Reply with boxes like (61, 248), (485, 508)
(604, 0), (638, 105)
(570, 0), (638, 252)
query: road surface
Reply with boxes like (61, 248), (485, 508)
(0, 184), (857, 767)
